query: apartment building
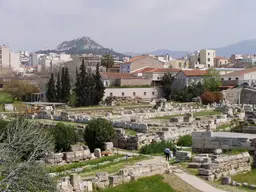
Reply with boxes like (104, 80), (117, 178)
(168, 59), (189, 69)
(214, 56), (229, 67)
(0, 45), (10, 68)
(188, 49), (216, 69)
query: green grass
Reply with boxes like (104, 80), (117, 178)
(0, 91), (13, 103)
(46, 155), (124, 173)
(65, 104), (152, 112)
(125, 129), (137, 136)
(140, 141), (173, 155)
(216, 123), (231, 131)
(79, 155), (149, 177)
(223, 149), (248, 155)
(231, 169), (256, 185)
(108, 85), (153, 88)
(151, 110), (222, 120)
(100, 175), (175, 192)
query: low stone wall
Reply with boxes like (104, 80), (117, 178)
(58, 161), (171, 192)
(198, 152), (251, 181)
(192, 131), (256, 153)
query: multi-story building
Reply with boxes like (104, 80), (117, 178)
(9, 52), (21, 71)
(188, 49), (216, 69)
(120, 55), (164, 73)
(0, 45), (10, 68)
(168, 59), (189, 69)
(199, 49), (216, 68)
(214, 56), (229, 67)
(172, 70), (208, 89)
(79, 54), (101, 66)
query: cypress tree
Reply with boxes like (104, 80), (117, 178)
(94, 63), (105, 105)
(76, 59), (88, 106)
(46, 73), (57, 102)
(64, 67), (71, 103)
(61, 67), (65, 102)
(75, 67), (81, 106)
(56, 72), (62, 102)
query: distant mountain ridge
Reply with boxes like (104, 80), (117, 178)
(37, 36), (125, 58)
(125, 39), (256, 58)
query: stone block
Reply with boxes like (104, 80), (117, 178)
(188, 162), (202, 168)
(104, 142), (114, 150)
(250, 184), (256, 190)
(242, 182), (249, 188)
(96, 172), (109, 182)
(221, 176), (231, 185)
(64, 152), (75, 163)
(213, 149), (222, 155)
(94, 148), (102, 158)
(109, 175), (122, 186)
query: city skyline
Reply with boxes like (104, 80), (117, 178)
(1, 0), (256, 52)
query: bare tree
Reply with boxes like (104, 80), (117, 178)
(0, 118), (56, 192)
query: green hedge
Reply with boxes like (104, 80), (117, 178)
(140, 141), (173, 154)
(177, 135), (192, 147)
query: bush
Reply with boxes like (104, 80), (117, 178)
(177, 135), (192, 147)
(52, 123), (78, 152)
(200, 91), (223, 104)
(84, 118), (116, 151)
(140, 141), (173, 154)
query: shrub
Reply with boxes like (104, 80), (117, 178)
(200, 91), (223, 104)
(140, 141), (173, 154)
(52, 123), (78, 152)
(84, 118), (116, 151)
(177, 135), (192, 147)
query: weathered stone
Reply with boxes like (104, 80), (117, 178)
(104, 142), (114, 150)
(250, 184), (256, 190)
(96, 172), (109, 182)
(213, 149), (222, 155)
(242, 182), (249, 188)
(221, 177), (231, 185)
(94, 148), (102, 158)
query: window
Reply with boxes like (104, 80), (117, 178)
(225, 61), (227, 64)
(110, 92), (113, 96)
(179, 62), (182, 67)
(152, 92), (155, 95)
(221, 78), (224, 81)
(208, 64), (210, 67)
(228, 78), (231, 80)
(236, 77), (239, 80)
(219, 61), (222, 65)
(144, 92), (146, 96)
(157, 77), (160, 80)
(133, 92), (136, 96)
(208, 58), (210, 62)
(208, 52), (210, 55)
(122, 92), (124, 96)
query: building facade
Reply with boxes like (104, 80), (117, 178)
(199, 49), (216, 68)
(168, 59), (189, 69)
(120, 56), (164, 73)
(0, 46), (10, 68)
(214, 56), (229, 67)
(172, 70), (208, 89)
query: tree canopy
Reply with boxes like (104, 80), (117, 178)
(3, 80), (39, 101)
(0, 118), (56, 191)
(84, 118), (116, 151)
(101, 54), (114, 72)
(162, 73), (173, 100)
(203, 68), (222, 92)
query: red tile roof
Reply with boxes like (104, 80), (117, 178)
(215, 56), (228, 60)
(122, 55), (148, 64)
(182, 70), (208, 77)
(132, 67), (180, 74)
(221, 67), (256, 77)
(101, 72), (138, 79)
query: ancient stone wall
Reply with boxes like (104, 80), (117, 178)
(58, 161), (171, 192)
(222, 88), (242, 104)
(198, 152), (251, 181)
(192, 131), (256, 153)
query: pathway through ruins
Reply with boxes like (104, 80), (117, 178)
(175, 172), (227, 192)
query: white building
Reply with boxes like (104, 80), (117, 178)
(37, 53), (72, 73)
(9, 52), (21, 71)
(189, 49), (216, 69)
(0, 45), (21, 71)
(0, 45), (10, 68)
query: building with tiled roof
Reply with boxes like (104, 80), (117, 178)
(214, 56), (230, 67)
(100, 72), (151, 87)
(120, 55), (164, 73)
(172, 69), (208, 89)
(221, 67), (256, 86)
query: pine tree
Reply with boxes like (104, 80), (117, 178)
(64, 67), (71, 103)
(94, 62), (105, 105)
(46, 73), (56, 102)
(56, 72), (62, 102)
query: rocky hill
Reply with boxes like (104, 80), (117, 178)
(37, 36), (125, 58)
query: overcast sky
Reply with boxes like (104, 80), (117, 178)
(0, 0), (256, 53)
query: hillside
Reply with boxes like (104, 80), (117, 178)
(36, 36), (125, 58)
(125, 39), (256, 58)
(214, 39), (256, 56)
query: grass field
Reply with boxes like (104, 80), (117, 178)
(152, 110), (222, 120)
(0, 92), (13, 103)
(125, 129), (137, 136)
(216, 123), (231, 131)
(231, 168), (256, 184)
(46, 155), (124, 173)
(101, 175), (176, 192)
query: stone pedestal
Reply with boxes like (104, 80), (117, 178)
(94, 148), (102, 158)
